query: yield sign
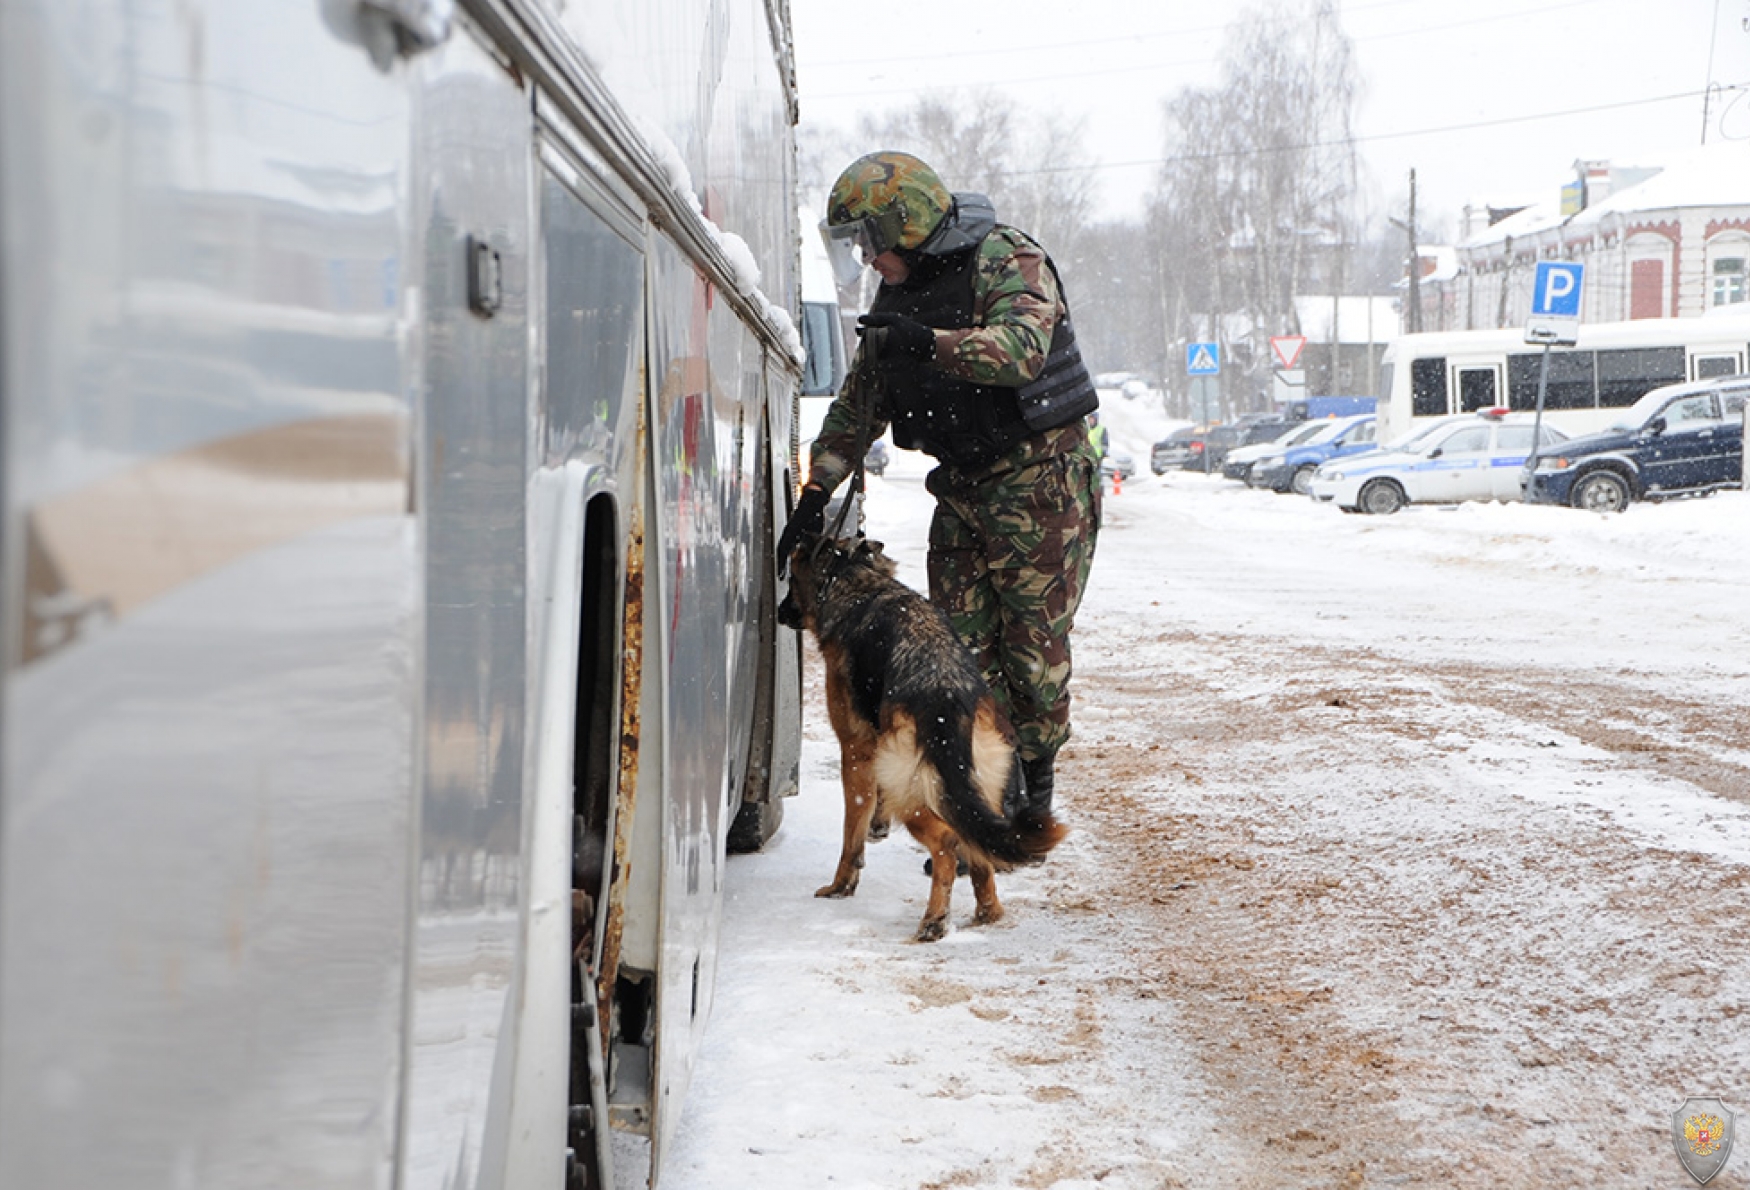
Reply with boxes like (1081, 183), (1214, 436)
(1271, 335), (1307, 370)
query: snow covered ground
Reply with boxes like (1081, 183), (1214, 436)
(656, 433), (1750, 1190)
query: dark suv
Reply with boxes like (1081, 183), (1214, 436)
(1151, 425), (1202, 473)
(1524, 375), (1748, 512)
(1187, 414), (1300, 474)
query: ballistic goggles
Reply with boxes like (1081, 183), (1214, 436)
(819, 206), (907, 287)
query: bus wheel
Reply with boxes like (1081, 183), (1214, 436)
(1570, 471), (1630, 514)
(1358, 478), (1406, 515)
(1290, 464), (1317, 496)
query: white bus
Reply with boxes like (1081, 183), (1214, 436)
(0, 2), (804, 1188)
(1376, 314), (1750, 442)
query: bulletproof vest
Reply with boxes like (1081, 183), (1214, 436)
(868, 243), (1033, 470)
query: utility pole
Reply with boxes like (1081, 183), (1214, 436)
(1405, 169), (1422, 334)
(1389, 170), (1423, 334)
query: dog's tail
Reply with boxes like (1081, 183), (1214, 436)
(902, 697), (1067, 869)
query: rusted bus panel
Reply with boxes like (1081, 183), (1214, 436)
(598, 390), (648, 1037)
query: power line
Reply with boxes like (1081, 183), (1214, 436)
(1002, 85), (1737, 177)
(802, 0), (1612, 92)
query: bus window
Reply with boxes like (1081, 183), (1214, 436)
(801, 300), (846, 396)
(1410, 357), (1447, 417)
(1694, 352), (1744, 380)
(1508, 350), (1596, 410)
(1598, 346), (1685, 406)
(1457, 366), (1498, 412)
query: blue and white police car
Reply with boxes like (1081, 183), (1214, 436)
(1249, 413), (1378, 494)
(1308, 409), (1568, 515)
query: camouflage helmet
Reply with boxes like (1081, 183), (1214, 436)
(821, 152), (952, 281)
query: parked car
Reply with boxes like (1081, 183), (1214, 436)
(1100, 449), (1137, 483)
(1249, 414), (1378, 494)
(864, 437), (890, 477)
(1308, 409), (1568, 514)
(1221, 420), (1330, 482)
(1522, 374), (1748, 512)
(1152, 425), (1203, 473)
(1185, 414), (1299, 473)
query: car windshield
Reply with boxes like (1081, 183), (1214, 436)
(1381, 420), (1452, 453)
(1280, 420), (1335, 447)
(1609, 386), (1691, 432)
(1298, 418), (1363, 446)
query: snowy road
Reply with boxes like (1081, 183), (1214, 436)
(659, 456), (1750, 1190)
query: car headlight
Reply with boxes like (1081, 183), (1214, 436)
(1321, 469), (1343, 481)
(1534, 456), (1572, 472)
(1254, 455), (1282, 468)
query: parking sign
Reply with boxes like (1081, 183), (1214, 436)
(1526, 261), (1584, 345)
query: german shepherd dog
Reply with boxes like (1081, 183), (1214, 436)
(778, 535), (1067, 941)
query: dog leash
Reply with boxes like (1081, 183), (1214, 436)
(812, 358), (879, 569)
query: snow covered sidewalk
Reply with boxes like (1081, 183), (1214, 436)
(659, 460), (1750, 1190)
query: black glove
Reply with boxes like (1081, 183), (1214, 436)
(777, 484), (830, 577)
(857, 312), (934, 362)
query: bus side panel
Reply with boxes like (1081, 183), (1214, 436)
(554, 0), (797, 310)
(532, 156), (650, 1184)
(763, 356), (804, 807)
(400, 29), (535, 1190)
(643, 236), (738, 1176)
(0, 2), (417, 1186)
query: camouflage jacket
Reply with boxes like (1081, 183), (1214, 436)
(809, 226), (1082, 489)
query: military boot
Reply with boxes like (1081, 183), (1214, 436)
(1020, 754), (1056, 815)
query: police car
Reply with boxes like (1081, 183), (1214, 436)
(1308, 409), (1568, 515)
(1249, 414), (1377, 494)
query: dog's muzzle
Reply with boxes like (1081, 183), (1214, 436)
(777, 588), (804, 630)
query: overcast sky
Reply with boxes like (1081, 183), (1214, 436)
(792, 0), (1750, 239)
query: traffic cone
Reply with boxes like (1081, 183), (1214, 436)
(1112, 469), (1122, 496)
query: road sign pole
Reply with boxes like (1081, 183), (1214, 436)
(1528, 343), (1552, 476)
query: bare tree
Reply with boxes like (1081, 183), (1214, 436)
(1149, 0), (1363, 410)
(849, 90), (1097, 267)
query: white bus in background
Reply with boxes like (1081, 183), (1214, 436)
(1376, 313), (1750, 442)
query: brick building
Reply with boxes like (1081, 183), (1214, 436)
(1413, 144), (1750, 332)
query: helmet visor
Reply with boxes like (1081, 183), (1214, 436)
(819, 206), (907, 286)
(820, 219), (870, 287)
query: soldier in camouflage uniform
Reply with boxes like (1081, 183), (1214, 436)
(778, 151), (1101, 814)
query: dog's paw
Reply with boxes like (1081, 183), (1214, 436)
(815, 880), (858, 899)
(867, 817), (891, 842)
(972, 902), (1005, 926)
(914, 917), (947, 943)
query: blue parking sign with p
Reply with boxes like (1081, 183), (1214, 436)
(1187, 342), (1220, 375)
(1532, 262), (1584, 318)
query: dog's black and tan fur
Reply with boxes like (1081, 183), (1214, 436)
(779, 535), (1067, 941)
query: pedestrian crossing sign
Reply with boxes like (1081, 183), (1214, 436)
(1186, 342), (1220, 375)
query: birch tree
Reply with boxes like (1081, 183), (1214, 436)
(1151, 0), (1363, 409)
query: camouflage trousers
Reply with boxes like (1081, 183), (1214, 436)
(925, 444), (1101, 763)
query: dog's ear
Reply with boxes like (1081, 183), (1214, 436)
(857, 538), (898, 577)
